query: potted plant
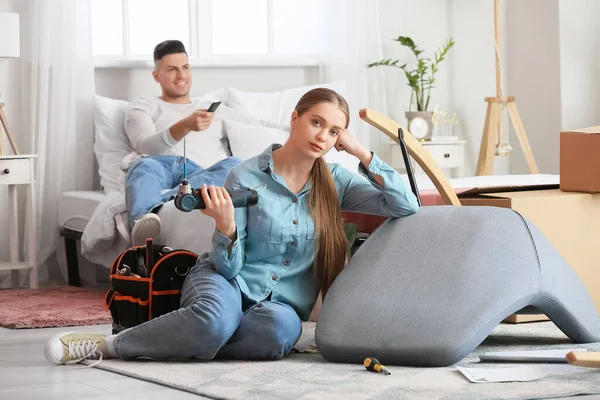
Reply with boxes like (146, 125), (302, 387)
(368, 36), (455, 140)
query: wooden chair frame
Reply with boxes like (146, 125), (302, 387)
(359, 108), (461, 206)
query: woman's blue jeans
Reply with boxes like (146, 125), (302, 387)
(113, 258), (303, 361)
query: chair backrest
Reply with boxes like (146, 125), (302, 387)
(359, 108), (461, 206)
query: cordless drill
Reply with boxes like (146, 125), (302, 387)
(174, 180), (259, 212)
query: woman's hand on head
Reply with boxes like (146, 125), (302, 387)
(334, 130), (369, 159)
(199, 184), (236, 240)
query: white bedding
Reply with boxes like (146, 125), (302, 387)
(80, 191), (216, 268)
(80, 191), (129, 267)
(58, 191), (110, 233)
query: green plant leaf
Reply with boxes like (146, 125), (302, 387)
(394, 36), (415, 49)
(367, 59), (404, 69)
(368, 35), (454, 112)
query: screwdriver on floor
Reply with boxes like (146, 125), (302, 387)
(364, 357), (391, 375)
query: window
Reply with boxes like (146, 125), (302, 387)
(90, 0), (123, 55)
(91, 0), (327, 63)
(127, 0), (191, 56)
(211, 0), (268, 55)
(272, 0), (327, 55)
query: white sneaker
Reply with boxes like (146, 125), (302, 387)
(44, 332), (107, 366)
(131, 213), (161, 246)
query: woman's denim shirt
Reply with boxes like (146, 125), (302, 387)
(209, 144), (419, 320)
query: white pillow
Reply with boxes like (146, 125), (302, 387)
(225, 121), (289, 161)
(224, 120), (360, 174)
(93, 95), (132, 193)
(191, 87), (229, 104)
(227, 81), (347, 128)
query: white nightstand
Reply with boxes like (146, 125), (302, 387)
(0, 154), (38, 289)
(388, 139), (467, 178)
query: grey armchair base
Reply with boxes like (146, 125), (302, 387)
(316, 206), (600, 367)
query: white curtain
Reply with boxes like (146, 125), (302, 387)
(319, 0), (388, 154)
(1, 0), (96, 288)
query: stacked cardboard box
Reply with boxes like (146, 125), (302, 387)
(560, 126), (600, 193)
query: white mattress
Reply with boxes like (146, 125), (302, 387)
(58, 190), (108, 232)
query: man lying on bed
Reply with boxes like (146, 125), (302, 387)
(123, 40), (244, 246)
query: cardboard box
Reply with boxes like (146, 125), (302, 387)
(460, 189), (600, 314)
(341, 179), (560, 232)
(560, 126), (600, 193)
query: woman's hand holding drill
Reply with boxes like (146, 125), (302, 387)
(199, 184), (236, 240)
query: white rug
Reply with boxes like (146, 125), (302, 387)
(89, 322), (600, 400)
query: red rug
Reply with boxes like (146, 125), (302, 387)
(0, 285), (112, 329)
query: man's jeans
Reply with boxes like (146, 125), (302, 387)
(113, 258), (303, 360)
(125, 155), (241, 228)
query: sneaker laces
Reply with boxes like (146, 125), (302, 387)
(65, 338), (104, 367)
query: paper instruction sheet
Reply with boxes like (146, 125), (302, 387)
(456, 365), (547, 383)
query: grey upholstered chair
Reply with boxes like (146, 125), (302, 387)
(315, 109), (600, 367)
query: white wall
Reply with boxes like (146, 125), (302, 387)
(377, 0), (599, 177)
(374, 0), (517, 177)
(506, 0), (562, 174)
(558, 0), (600, 131)
(95, 66), (318, 101)
(375, 0), (599, 177)
(448, 0), (509, 176)
(377, 0), (453, 122)
(503, 0), (600, 175)
(374, 0), (454, 165)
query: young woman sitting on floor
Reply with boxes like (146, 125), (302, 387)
(44, 88), (419, 364)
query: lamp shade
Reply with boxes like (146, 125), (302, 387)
(0, 13), (20, 59)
